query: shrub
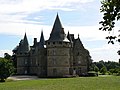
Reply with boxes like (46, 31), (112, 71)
(88, 71), (98, 77)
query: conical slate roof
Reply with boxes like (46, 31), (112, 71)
(48, 14), (69, 42)
(18, 33), (30, 52)
(39, 30), (45, 48)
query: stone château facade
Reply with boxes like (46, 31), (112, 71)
(13, 14), (92, 77)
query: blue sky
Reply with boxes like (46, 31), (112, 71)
(0, 0), (119, 62)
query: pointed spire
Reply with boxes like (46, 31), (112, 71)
(39, 30), (45, 48)
(23, 33), (30, 51)
(18, 33), (30, 52)
(53, 13), (63, 31)
(23, 32), (29, 45)
(48, 14), (67, 41)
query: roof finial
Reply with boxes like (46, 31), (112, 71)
(78, 34), (79, 38)
(57, 12), (59, 15)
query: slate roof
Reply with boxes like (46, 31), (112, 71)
(16, 33), (30, 53)
(48, 14), (69, 42)
(39, 30), (45, 48)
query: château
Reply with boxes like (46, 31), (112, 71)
(13, 14), (92, 77)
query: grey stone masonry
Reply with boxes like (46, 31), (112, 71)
(12, 14), (92, 77)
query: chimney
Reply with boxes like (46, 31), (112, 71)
(34, 38), (37, 46)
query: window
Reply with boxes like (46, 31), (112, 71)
(65, 42), (68, 45)
(53, 58), (56, 65)
(48, 42), (50, 45)
(31, 59), (32, 65)
(78, 61), (81, 64)
(53, 42), (55, 44)
(53, 50), (56, 55)
(25, 70), (27, 74)
(24, 59), (27, 65)
(59, 41), (62, 44)
(53, 68), (57, 75)
(36, 59), (38, 65)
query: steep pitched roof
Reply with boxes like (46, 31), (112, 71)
(39, 30), (45, 48)
(74, 34), (85, 50)
(18, 33), (30, 52)
(48, 14), (69, 42)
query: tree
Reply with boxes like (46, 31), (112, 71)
(94, 61), (105, 70)
(4, 53), (11, 60)
(100, 66), (107, 75)
(99, 0), (120, 43)
(94, 65), (99, 72)
(0, 58), (14, 82)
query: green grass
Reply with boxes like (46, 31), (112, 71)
(0, 76), (120, 90)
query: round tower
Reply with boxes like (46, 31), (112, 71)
(46, 14), (72, 77)
(13, 33), (30, 75)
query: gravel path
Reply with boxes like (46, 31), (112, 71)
(8, 75), (39, 80)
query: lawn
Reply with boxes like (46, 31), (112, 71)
(0, 76), (120, 90)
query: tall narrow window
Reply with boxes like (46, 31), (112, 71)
(25, 70), (27, 74)
(53, 42), (55, 44)
(53, 58), (56, 65)
(24, 59), (27, 65)
(53, 68), (57, 75)
(53, 50), (56, 55)
(78, 61), (81, 64)
(36, 59), (38, 65)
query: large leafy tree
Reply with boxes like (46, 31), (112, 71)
(100, 66), (107, 75)
(99, 0), (120, 44)
(0, 58), (14, 82)
(4, 53), (11, 60)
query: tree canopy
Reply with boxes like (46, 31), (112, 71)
(0, 58), (14, 82)
(100, 0), (120, 43)
(100, 0), (120, 31)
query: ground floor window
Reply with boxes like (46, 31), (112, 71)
(25, 70), (27, 74)
(53, 68), (57, 75)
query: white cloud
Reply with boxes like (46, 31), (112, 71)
(0, 22), (107, 41)
(0, 0), (95, 14)
(0, 50), (12, 57)
(89, 42), (119, 62)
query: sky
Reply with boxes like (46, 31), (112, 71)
(0, 0), (119, 62)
